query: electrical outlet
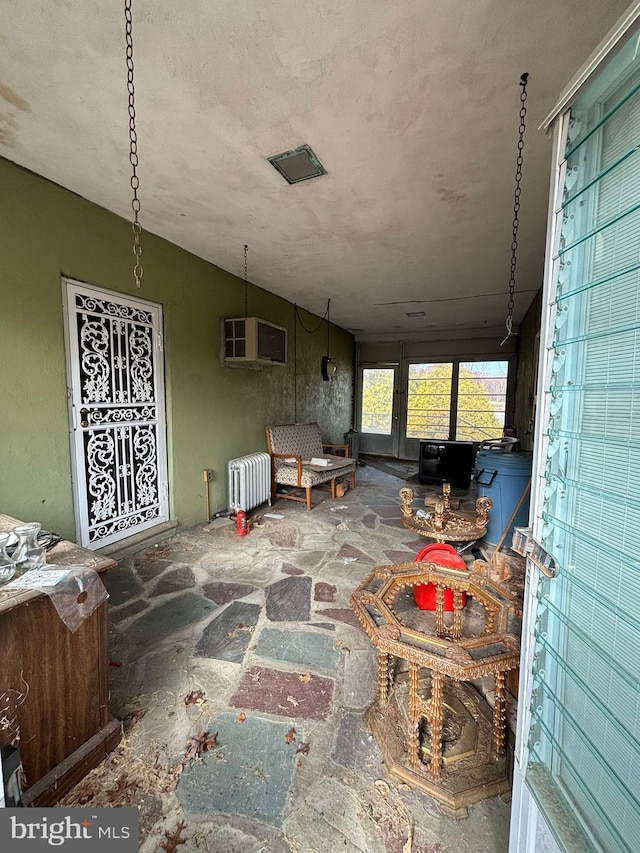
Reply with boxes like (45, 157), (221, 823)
(203, 469), (214, 483)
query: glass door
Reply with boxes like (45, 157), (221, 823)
(358, 364), (400, 456)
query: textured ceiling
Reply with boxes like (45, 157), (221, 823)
(0, 1), (631, 336)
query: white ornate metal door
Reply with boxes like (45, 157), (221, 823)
(63, 278), (169, 549)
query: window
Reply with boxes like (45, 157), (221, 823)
(527, 37), (640, 853)
(406, 360), (508, 441)
(360, 367), (395, 434)
(457, 361), (508, 441)
(406, 363), (453, 439)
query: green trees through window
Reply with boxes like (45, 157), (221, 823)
(361, 361), (507, 440)
(361, 368), (395, 434)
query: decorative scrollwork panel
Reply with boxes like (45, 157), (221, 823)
(75, 292), (153, 324)
(83, 424), (160, 541)
(77, 311), (156, 407)
(66, 280), (167, 548)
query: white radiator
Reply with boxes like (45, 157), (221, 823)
(228, 452), (271, 512)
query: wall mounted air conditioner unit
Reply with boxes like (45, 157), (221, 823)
(224, 317), (287, 367)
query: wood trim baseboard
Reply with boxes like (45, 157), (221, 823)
(22, 719), (122, 807)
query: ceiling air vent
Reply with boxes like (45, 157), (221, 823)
(267, 144), (327, 184)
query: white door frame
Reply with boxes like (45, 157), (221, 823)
(62, 278), (169, 549)
(508, 99), (569, 853)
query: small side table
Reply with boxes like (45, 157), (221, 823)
(350, 560), (520, 813)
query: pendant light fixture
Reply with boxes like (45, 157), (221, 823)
(321, 298), (336, 381)
(500, 72), (529, 345)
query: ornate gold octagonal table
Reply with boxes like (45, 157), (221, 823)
(399, 483), (493, 544)
(350, 560), (520, 813)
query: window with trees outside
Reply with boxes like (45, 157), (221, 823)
(406, 361), (508, 441)
(361, 367), (395, 434)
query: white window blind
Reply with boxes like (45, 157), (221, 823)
(528, 36), (640, 853)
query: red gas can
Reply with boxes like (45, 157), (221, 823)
(414, 543), (467, 611)
(236, 510), (249, 536)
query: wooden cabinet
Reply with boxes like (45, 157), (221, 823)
(0, 515), (121, 806)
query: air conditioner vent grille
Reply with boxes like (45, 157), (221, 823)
(258, 321), (286, 362)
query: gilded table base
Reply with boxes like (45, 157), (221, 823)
(366, 671), (511, 816)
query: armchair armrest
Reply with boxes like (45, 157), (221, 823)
(271, 452), (303, 485)
(322, 443), (350, 458)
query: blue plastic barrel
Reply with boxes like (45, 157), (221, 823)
(474, 450), (532, 546)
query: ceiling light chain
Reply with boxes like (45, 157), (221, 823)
(501, 72), (529, 346)
(125, 0), (143, 289)
(244, 244), (249, 317)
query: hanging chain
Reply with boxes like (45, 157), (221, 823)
(294, 302), (329, 334)
(501, 72), (528, 345)
(327, 298), (331, 357)
(125, 0), (143, 289)
(244, 244), (249, 317)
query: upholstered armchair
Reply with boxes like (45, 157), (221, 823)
(265, 422), (356, 510)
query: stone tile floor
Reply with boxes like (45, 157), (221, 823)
(64, 463), (512, 852)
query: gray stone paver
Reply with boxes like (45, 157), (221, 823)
(107, 564), (144, 606)
(151, 565), (196, 596)
(127, 592), (217, 646)
(109, 464), (512, 852)
(254, 626), (341, 671)
(134, 556), (172, 582)
(195, 601), (261, 663)
(110, 598), (148, 622)
(343, 648), (378, 710)
(176, 712), (300, 826)
(282, 776), (385, 853)
(265, 575), (312, 621)
(331, 712), (382, 771)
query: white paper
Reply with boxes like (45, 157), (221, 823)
(283, 457), (297, 463)
(310, 457), (331, 466)
(264, 512), (285, 520)
(6, 568), (71, 588)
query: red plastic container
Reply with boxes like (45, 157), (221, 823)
(414, 543), (467, 611)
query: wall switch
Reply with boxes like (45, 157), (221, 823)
(203, 469), (214, 482)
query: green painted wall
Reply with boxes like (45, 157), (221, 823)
(0, 159), (354, 540)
